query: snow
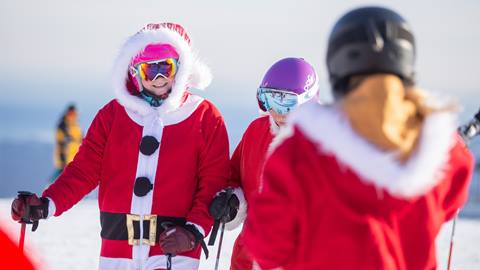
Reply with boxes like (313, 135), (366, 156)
(0, 199), (479, 269)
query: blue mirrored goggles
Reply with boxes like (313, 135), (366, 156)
(257, 88), (301, 115)
(257, 87), (317, 115)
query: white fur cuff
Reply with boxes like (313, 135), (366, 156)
(225, 187), (247, 231)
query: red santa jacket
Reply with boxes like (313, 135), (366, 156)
(230, 116), (275, 202)
(226, 115), (275, 270)
(42, 24), (230, 270)
(243, 102), (474, 270)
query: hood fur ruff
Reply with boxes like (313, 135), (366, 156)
(282, 100), (458, 199)
(111, 24), (212, 115)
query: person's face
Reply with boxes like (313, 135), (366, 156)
(141, 76), (174, 97)
(65, 109), (77, 122)
(269, 109), (287, 126)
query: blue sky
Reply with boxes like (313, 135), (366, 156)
(0, 0), (479, 144)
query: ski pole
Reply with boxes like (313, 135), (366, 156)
(207, 188), (234, 270)
(446, 210), (458, 270)
(214, 221), (226, 270)
(19, 222), (26, 252)
(447, 108), (480, 270)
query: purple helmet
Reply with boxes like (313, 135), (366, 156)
(258, 57), (319, 112)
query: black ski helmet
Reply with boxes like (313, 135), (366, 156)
(326, 6), (416, 97)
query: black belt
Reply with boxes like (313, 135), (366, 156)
(100, 212), (186, 245)
(100, 212), (209, 258)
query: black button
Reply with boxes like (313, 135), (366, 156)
(139, 136), (159, 156)
(134, 177), (153, 197)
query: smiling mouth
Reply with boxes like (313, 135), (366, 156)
(153, 82), (168, 88)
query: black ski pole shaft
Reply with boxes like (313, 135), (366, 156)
(214, 221), (226, 270)
(447, 108), (480, 270)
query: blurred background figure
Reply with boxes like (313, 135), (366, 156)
(51, 104), (82, 182)
(0, 222), (38, 270)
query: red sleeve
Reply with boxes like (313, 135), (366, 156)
(228, 137), (244, 188)
(186, 103), (230, 235)
(432, 135), (475, 221)
(42, 102), (114, 216)
(243, 135), (300, 269)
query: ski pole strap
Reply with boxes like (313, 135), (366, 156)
(208, 219), (220, 246)
(184, 224), (209, 259)
(199, 237), (209, 259)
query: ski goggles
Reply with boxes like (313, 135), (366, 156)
(257, 87), (316, 115)
(135, 58), (178, 81)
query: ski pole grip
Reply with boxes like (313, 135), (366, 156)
(17, 191), (34, 224)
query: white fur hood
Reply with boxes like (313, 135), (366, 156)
(285, 99), (458, 199)
(111, 23), (212, 115)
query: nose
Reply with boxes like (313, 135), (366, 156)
(152, 73), (168, 81)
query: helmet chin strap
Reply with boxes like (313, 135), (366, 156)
(139, 89), (172, 107)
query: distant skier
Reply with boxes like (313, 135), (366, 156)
(243, 6), (474, 270)
(209, 58), (319, 270)
(11, 23), (230, 270)
(51, 104), (82, 181)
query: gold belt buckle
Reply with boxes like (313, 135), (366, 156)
(143, 214), (157, 246)
(126, 214), (157, 246)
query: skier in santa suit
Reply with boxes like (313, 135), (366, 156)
(242, 7), (474, 270)
(209, 58), (319, 270)
(10, 23), (230, 270)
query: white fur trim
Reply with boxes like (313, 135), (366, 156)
(290, 101), (458, 198)
(130, 101), (164, 262)
(124, 94), (204, 126)
(269, 114), (280, 135)
(190, 56), (213, 90)
(46, 197), (56, 218)
(111, 25), (212, 116)
(225, 187), (248, 231)
(268, 121), (294, 156)
(267, 99), (320, 155)
(99, 255), (199, 270)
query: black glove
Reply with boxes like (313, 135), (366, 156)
(11, 191), (49, 231)
(209, 188), (239, 223)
